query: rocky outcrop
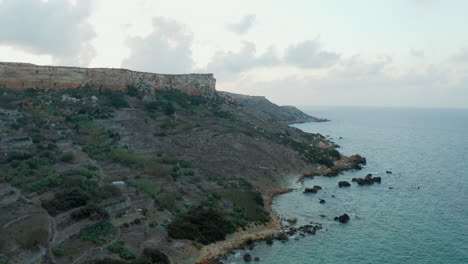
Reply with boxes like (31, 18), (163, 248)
(353, 174), (382, 185)
(304, 185), (322, 193)
(0, 62), (216, 97)
(335, 214), (350, 223)
(338, 181), (351, 188)
(219, 91), (327, 123)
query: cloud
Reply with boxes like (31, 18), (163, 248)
(0, 0), (96, 66)
(226, 14), (256, 35)
(410, 49), (425, 58)
(122, 17), (194, 73)
(219, 55), (468, 108)
(205, 41), (279, 78)
(451, 49), (468, 63)
(284, 40), (340, 68)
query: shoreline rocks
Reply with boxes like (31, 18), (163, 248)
(304, 185), (322, 193)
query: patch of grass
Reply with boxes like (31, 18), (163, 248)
(126, 179), (161, 199)
(80, 220), (116, 243)
(74, 165), (101, 179)
(107, 148), (146, 167)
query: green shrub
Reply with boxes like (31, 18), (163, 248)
(74, 165), (100, 178)
(26, 171), (63, 193)
(108, 92), (129, 108)
(80, 220), (116, 243)
(168, 207), (236, 245)
(42, 188), (90, 215)
(143, 101), (160, 112)
(107, 241), (136, 261)
(60, 152), (75, 163)
(52, 247), (66, 256)
(163, 102), (175, 115)
(126, 180), (161, 199)
(126, 85), (139, 97)
(6, 151), (33, 162)
(71, 204), (109, 221)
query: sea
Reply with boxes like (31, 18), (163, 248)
(223, 106), (468, 264)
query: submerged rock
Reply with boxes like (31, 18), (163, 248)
(286, 217), (297, 224)
(243, 253), (252, 262)
(319, 199), (326, 204)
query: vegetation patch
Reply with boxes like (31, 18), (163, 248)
(107, 241), (136, 261)
(168, 207), (236, 245)
(80, 220), (117, 243)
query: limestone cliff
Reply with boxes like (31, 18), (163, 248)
(0, 62), (216, 97)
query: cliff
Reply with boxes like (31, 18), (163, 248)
(220, 91), (328, 123)
(0, 62), (216, 97)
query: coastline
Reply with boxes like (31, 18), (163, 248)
(195, 155), (366, 264)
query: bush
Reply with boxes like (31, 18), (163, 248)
(126, 85), (139, 97)
(106, 91), (129, 108)
(163, 102), (175, 115)
(42, 188), (90, 215)
(80, 220), (116, 243)
(168, 207), (236, 245)
(26, 171), (63, 193)
(60, 152), (75, 163)
(71, 204), (109, 221)
(107, 241), (136, 261)
(52, 247), (66, 256)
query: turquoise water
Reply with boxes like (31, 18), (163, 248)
(223, 107), (468, 264)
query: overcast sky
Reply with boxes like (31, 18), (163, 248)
(1, 0), (467, 108)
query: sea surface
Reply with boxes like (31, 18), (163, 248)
(223, 106), (468, 264)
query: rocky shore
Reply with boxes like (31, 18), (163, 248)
(197, 154), (367, 264)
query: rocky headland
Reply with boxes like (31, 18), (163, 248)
(0, 62), (360, 264)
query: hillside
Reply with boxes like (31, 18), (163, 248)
(0, 64), (361, 264)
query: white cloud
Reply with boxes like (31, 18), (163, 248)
(0, 0), (96, 66)
(204, 41), (279, 78)
(226, 14), (256, 35)
(284, 40), (340, 68)
(122, 17), (194, 73)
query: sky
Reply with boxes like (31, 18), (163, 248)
(0, 0), (467, 108)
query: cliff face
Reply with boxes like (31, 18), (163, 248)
(0, 62), (216, 97)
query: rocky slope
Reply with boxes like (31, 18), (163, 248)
(0, 65), (360, 264)
(220, 91), (328, 123)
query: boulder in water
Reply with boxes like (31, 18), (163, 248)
(304, 185), (322, 193)
(338, 181), (351, 188)
(337, 214), (350, 223)
(243, 253), (252, 262)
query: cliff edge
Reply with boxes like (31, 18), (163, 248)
(0, 62), (216, 97)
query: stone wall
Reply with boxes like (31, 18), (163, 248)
(0, 62), (216, 96)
